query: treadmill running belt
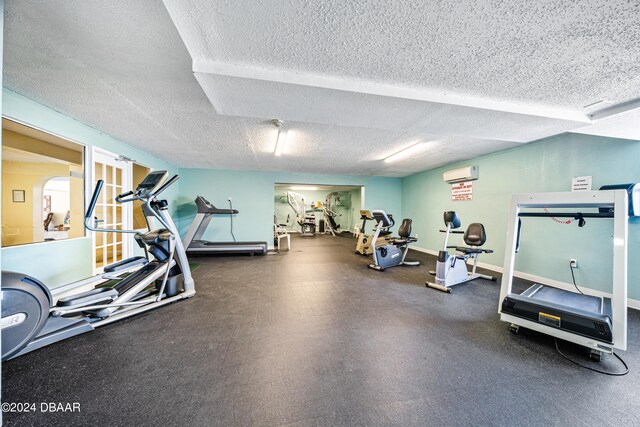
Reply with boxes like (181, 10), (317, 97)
(502, 284), (613, 343)
(187, 240), (268, 255)
(201, 241), (266, 247)
(526, 285), (602, 313)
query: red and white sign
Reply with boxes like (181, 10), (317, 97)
(451, 181), (473, 201)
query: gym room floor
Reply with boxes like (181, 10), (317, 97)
(3, 234), (639, 426)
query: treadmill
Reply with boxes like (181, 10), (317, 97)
(502, 284), (613, 343)
(499, 186), (637, 359)
(183, 196), (267, 256)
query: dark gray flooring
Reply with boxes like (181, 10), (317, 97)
(3, 234), (640, 426)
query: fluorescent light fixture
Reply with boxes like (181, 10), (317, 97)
(384, 141), (427, 163)
(272, 119), (288, 156)
(290, 186), (319, 191)
(275, 129), (288, 156)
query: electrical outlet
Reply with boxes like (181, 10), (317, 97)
(570, 259), (578, 268)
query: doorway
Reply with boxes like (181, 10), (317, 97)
(274, 184), (364, 236)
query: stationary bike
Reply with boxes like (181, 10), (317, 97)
(355, 210), (374, 255)
(368, 210), (420, 271)
(426, 211), (495, 292)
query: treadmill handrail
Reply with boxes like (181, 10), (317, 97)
(518, 212), (613, 218)
(205, 208), (239, 215)
(195, 196), (238, 214)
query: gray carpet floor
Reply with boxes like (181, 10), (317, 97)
(3, 234), (639, 426)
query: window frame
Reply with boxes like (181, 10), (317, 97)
(1, 115), (88, 248)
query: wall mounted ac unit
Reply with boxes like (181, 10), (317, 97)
(443, 165), (479, 183)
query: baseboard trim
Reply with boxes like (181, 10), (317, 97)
(409, 245), (640, 311)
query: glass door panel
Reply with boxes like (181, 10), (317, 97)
(92, 149), (131, 273)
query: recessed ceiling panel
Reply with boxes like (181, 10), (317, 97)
(195, 73), (587, 143)
(573, 108), (640, 141)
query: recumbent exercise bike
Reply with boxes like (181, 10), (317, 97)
(426, 211), (495, 292)
(368, 210), (420, 271)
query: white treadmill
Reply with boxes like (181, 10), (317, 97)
(499, 184), (638, 361)
(183, 196), (267, 256)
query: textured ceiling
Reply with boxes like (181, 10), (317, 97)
(165, 0), (640, 110)
(3, 1), (640, 178)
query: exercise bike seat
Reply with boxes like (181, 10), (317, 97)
(392, 236), (417, 244)
(390, 219), (418, 245)
(463, 223), (487, 246)
(452, 246), (493, 255)
(451, 223), (492, 255)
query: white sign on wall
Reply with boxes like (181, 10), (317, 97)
(451, 181), (473, 201)
(571, 176), (592, 192)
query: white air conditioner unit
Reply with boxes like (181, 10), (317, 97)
(443, 165), (479, 183)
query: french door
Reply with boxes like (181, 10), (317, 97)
(91, 148), (131, 273)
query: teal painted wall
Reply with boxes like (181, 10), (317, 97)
(1, 89), (180, 289)
(402, 133), (640, 299)
(176, 169), (402, 246)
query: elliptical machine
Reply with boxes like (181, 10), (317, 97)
(1, 171), (195, 361)
(368, 210), (420, 271)
(426, 211), (495, 293)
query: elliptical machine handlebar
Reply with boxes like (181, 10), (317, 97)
(84, 180), (140, 234)
(152, 174), (179, 198)
(84, 173), (180, 234)
(85, 180), (104, 222)
(143, 175), (180, 232)
(115, 190), (136, 203)
(113, 174), (178, 204)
